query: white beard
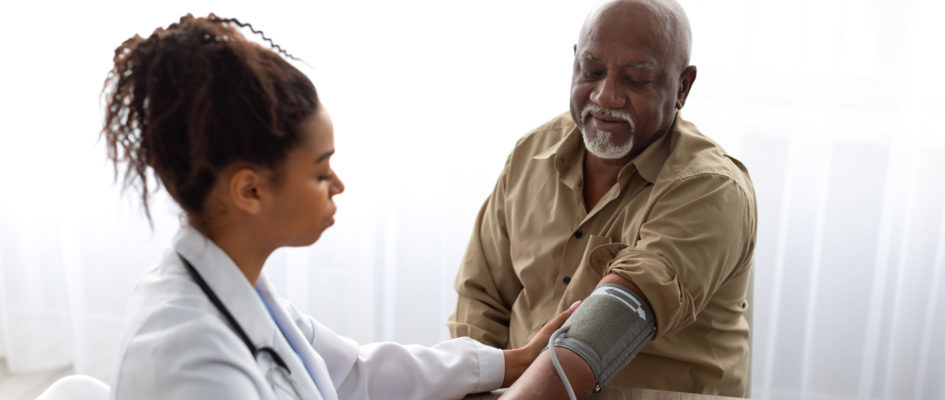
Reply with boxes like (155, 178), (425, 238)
(579, 104), (635, 159)
(582, 128), (634, 159)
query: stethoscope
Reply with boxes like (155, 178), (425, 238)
(177, 253), (292, 375)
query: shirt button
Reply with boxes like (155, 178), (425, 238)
(574, 230), (583, 239)
(563, 276), (571, 284)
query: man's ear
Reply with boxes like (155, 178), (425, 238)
(675, 65), (698, 110)
(228, 168), (263, 215)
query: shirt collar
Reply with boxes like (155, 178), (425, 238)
(532, 123), (583, 165)
(626, 113), (679, 184)
(532, 113), (678, 185)
(533, 124), (585, 191)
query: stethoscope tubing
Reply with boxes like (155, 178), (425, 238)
(177, 253), (292, 374)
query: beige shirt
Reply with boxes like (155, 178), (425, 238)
(448, 112), (756, 397)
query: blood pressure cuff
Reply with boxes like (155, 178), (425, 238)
(551, 284), (656, 388)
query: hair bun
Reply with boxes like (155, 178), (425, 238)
(101, 14), (318, 223)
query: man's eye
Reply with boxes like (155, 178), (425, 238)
(582, 70), (603, 79)
(318, 174), (335, 181)
(627, 78), (650, 88)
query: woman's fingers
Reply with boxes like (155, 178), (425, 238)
(537, 300), (582, 338)
(549, 300), (581, 330)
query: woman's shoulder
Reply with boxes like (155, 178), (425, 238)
(111, 311), (263, 399)
(124, 250), (213, 327)
(117, 250), (239, 361)
(111, 252), (264, 397)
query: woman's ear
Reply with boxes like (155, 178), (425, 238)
(228, 168), (263, 215)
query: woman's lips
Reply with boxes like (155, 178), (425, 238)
(326, 206), (336, 228)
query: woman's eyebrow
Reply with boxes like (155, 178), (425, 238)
(317, 149), (335, 163)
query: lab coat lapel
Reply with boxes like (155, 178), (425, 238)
(172, 226), (324, 400)
(255, 275), (338, 400)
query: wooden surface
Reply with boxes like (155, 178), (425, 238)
(465, 387), (745, 400)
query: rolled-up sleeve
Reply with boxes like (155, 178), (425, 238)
(605, 173), (755, 338)
(448, 154), (521, 349)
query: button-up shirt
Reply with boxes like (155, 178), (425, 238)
(448, 112), (756, 396)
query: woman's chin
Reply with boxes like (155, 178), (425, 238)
(282, 231), (324, 248)
(305, 232), (324, 246)
(285, 221), (334, 247)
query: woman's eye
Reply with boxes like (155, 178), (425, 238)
(318, 174), (335, 181)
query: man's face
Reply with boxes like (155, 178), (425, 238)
(570, 7), (684, 161)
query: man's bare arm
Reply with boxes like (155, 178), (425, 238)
(501, 273), (652, 399)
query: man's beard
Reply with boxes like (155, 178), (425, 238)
(580, 104), (634, 159)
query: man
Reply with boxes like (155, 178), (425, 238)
(448, 0), (756, 398)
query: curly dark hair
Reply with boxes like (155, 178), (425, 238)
(101, 13), (318, 222)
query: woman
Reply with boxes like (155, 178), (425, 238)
(102, 14), (575, 400)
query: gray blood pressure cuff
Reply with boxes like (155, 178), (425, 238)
(551, 284), (656, 388)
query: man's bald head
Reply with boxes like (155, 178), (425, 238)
(579, 0), (692, 70)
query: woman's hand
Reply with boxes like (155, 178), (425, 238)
(501, 301), (581, 387)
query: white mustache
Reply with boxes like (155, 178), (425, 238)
(581, 104), (634, 130)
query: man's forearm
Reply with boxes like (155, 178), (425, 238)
(502, 273), (655, 399)
(500, 301), (581, 388)
(501, 348), (595, 399)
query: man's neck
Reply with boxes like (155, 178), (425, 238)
(582, 152), (631, 211)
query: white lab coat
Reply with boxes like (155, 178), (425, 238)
(110, 226), (504, 400)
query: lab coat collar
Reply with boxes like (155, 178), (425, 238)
(172, 226), (330, 400)
(255, 276), (338, 400)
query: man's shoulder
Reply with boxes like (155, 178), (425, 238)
(662, 117), (755, 199)
(511, 111), (576, 156)
(526, 111), (576, 136)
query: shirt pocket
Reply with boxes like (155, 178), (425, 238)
(565, 234), (615, 296)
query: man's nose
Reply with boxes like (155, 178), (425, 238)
(590, 76), (626, 108)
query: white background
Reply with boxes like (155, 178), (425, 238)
(1, 1), (944, 399)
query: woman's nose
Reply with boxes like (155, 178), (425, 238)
(331, 174), (345, 197)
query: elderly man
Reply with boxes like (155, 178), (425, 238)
(448, 0), (756, 398)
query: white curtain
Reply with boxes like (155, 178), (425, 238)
(1, 0), (943, 398)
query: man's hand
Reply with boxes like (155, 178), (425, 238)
(501, 300), (581, 387)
